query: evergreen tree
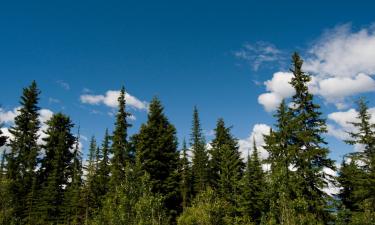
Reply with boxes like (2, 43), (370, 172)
(180, 139), (192, 210)
(132, 97), (180, 218)
(340, 98), (375, 223)
(5, 81), (41, 222)
(263, 100), (297, 224)
(110, 86), (132, 188)
(63, 130), (84, 225)
(37, 113), (75, 224)
(210, 118), (244, 204)
(96, 129), (111, 204)
(239, 140), (265, 224)
(190, 106), (209, 195)
(84, 136), (101, 221)
(288, 53), (335, 223)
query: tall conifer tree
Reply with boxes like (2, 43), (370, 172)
(37, 113), (75, 224)
(110, 86), (132, 188)
(288, 53), (335, 223)
(210, 118), (244, 209)
(239, 140), (265, 224)
(96, 129), (111, 203)
(133, 97), (180, 218)
(6, 81), (41, 222)
(180, 139), (192, 210)
(190, 107), (209, 195)
(340, 98), (375, 223)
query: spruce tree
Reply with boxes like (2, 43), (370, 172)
(341, 98), (375, 223)
(96, 129), (111, 204)
(37, 113), (75, 224)
(84, 136), (100, 221)
(210, 118), (244, 203)
(132, 97), (180, 218)
(63, 130), (84, 225)
(180, 139), (192, 210)
(6, 81), (41, 222)
(239, 140), (265, 224)
(110, 86), (132, 188)
(190, 106), (209, 195)
(288, 53), (335, 223)
(263, 100), (297, 224)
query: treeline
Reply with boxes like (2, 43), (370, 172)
(0, 53), (374, 225)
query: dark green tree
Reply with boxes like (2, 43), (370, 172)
(62, 130), (84, 225)
(110, 86), (132, 188)
(37, 113), (75, 224)
(341, 98), (375, 223)
(239, 140), (265, 224)
(263, 100), (298, 225)
(288, 53), (335, 223)
(190, 107), (209, 195)
(5, 81), (41, 223)
(96, 129), (111, 204)
(179, 139), (192, 210)
(132, 97), (180, 218)
(210, 118), (244, 203)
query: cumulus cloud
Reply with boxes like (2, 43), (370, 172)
(304, 24), (375, 78)
(327, 107), (375, 140)
(234, 41), (285, 71)
(256, 24), (375, 111)
(0, 107), (21, 124)
(258, 72), (294, 111)
(238, 123), (271, 161)
(315, 73), (375, 104)
(80, 90), (148, 110)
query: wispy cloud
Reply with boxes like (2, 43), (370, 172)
(234, 41), (285, 71)
(56, 80), (70, 90)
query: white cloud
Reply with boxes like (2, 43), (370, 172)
(305, 24), (375, 78)
(0, 107), (21, 124)
(257, 24), (375, 111)
(238, 123), (271, 161)
(0, 107), (54, 145)
(234, 41), (285, 71)
(327, 107), (375, 140)
(315, 73), (375, 103)
(80, 90), (148, 110)
(258, 72), (294, 111)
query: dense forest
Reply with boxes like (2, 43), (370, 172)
(0, 53), (374, 225)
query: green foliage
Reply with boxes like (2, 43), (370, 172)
(338, 98), (375, 224)
(92, 166), (168, 225)
(288, 53), (335, 222)
(36, 113), (76, 224)
(96, 129), (111, 205)
(5, 81), (41, 222)
(190, 107), (209, 195)
(177, 188), (235, 225)
(180, 139), (192, 210)
(210, 118), (244, 203)
(239, 141), (265, 224)
(132, 97), (180, 218)
(110, 86), (132, 188)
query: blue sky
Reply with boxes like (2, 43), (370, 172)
(1, 0), (375, 162)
